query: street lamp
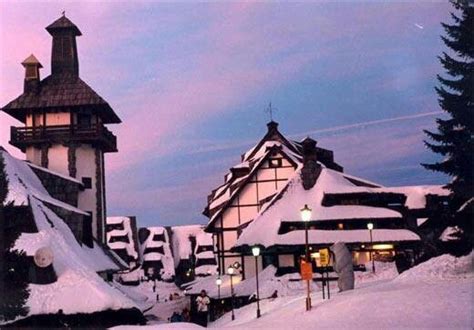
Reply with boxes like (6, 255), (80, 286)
(216, 277), (222, 300)
(367, 222), (375, 273)
(227, 265), (236, 321)
(252, 246), (261, 318)
(300, 204), (312, 311)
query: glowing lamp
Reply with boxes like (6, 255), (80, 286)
(252, 246), (261, 257)
(300, 204), (312, 222)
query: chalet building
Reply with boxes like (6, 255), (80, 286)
(2, 14), (120, 244)
(138, 226), (175, 281)
(106, 216), (140, 268)
(203, 121), (342, 278)
(170, 225), (218, 285)
(204, 122), (449, 279)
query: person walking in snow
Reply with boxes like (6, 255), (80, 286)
(196, 289), (211, 327)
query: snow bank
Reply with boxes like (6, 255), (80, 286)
(396, 252), (474, 282)
(112, 323), (203, 329)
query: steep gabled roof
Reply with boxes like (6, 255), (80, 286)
(205, 144), (300, 230)
(0, 149), (135, 319)
(203, 121), (343, 228)
(2, 73), (121, 124)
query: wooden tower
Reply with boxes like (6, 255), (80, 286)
(2, 15), (121, 244)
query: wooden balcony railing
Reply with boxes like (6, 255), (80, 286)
(10, 123), (117, 152)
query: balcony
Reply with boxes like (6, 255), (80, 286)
(10, 123), (117, 153)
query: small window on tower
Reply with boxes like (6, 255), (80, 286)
(82, 177), (92, 189)
(77, 113), (92, 128)
(269, 158), (282, 168)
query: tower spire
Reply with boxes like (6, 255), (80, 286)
(46, 15), (82, 76)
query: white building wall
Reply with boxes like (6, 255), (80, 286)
(76, 145), (99, 238)
(25, 146), (41, 165)
(48, 145), (69, 176)
(46, 112), (70, 125)
(238, 182), (257, 205)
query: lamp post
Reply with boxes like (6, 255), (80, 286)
(300, 204), (312, 311)
(367, 223), (375, 273)
(252, 246), (261, 318)
(227, 265), (235, 321)
(216, 277), (222, 300)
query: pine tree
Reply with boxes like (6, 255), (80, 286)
(423, 0), (474, 254)
(0, 152), (30, 322)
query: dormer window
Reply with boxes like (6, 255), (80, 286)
(269, 158), (282, 168)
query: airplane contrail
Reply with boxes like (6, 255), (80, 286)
(291, 111), (443, 138)
(188, 111), (443, 155)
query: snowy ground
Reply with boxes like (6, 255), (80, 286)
(115, 280), (189, 323)
(112, 253), (473, 329)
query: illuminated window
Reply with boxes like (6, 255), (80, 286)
(338, 223), (344, 230)
(269, 158), (282, 168)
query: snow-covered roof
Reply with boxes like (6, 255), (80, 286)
(194, 231), (217, 276)
(235, 167), (423, 248)
(12, 199), (136, 318)
(204, 123), (308, 225)
(0, 150), (136, 321)
(106, 216), (139, 261)
(170, 225), (204, 266)
(140, 226), (175, 280)
(2, 150), (88, 215)
(325, 184), (449, 210)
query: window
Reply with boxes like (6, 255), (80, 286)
(82, 177), (92, 189)
(196, 245), (213, 254)
(269, 158), (282, 168)
(109, 235), (130, 243)
(153, 233), (166, 242)
(106, 223), (124, 231)
(82, 212), (93, 248)
(77, 113), (92, 128)
(145, 246), (165, 255)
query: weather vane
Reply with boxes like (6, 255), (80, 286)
(62, 10), (66, 17)
(265, 102), (277, 122)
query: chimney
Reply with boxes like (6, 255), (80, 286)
(46, 15), (82, 76)
(22, 54), (42, 94)
(300, 137), (321, 190)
